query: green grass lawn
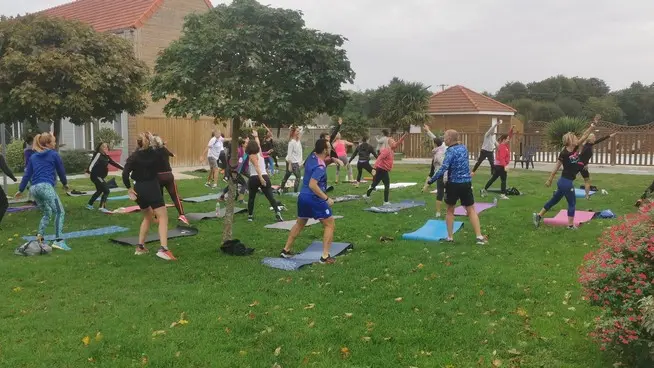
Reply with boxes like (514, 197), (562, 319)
(0, 165), (650, 367)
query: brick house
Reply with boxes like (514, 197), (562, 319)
(37, 0), (216, 165)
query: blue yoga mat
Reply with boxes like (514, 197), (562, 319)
(364, 200), (425, 213)
(95, 195), (131, 202)
(402, 220), (464, 242)
(574, 189), (596, 198)
(262, 241), (352, 271)
(23, 226), (129, 241)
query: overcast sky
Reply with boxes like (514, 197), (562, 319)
(2, 0), (654, 93)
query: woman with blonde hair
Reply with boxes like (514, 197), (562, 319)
(15, 133), (70, 250)
(122, 132), (176, 261)
(332, 132), (354, 183)
(533, 124), (595, 229)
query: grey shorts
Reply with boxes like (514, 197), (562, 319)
(208, 157), (218, 169)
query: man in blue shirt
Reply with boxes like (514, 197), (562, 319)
(427, 130), (487, 245)
(280, 139), (336, 264)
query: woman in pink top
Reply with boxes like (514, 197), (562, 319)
(364, 133), (407, 204)
(481, 130), (513, 199)
(332, 133), (354, 183)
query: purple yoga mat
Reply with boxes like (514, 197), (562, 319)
(453, 202), (496, 216)
(7, 205), (36, 213)
(543, 210), (595, 227)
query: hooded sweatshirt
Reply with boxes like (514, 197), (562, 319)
(481, 122), (499, 151)
(19, 149), (67, 192)
(122, 148), (163, 188)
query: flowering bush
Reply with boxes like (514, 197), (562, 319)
(579, 202), (654, 362)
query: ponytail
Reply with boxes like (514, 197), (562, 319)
(33, 133), (54, 152)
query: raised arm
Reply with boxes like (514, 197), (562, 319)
(390, 133), (408, 150)
(329, 117), (343, 143)
(485, 120), (500, 137)
(508, 125), (515, 140)
(593, 132), (616, 145)
(0, 154), (17, 182)
(577, 123), (596, 148)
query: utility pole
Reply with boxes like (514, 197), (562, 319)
(436, 84), (449, 91)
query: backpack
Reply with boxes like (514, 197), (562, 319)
(15, 241), (52, 256)
(506, 187), (521, 196)
(220, 239), (254, 256)
(579, 184), (599, 191)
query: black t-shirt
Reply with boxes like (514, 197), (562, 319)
(558, 146), (581, 180)
(156, 147), (174, 173)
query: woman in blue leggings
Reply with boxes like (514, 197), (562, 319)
(533, 124), (595, 229)
(16, 133), (70, 250)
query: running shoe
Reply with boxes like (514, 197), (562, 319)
(567, 225), (578, 230)
(275, 212), (284, 222)
(99, 207), (113, 214)
(178, 215), (190, 226)
(135, 245), (149, 255)
(435, 212), (441, 218)
(52, 240), (72, 251)
(442, 237), (454, 243)
(156, 247), (177, 261)
(211, 184), (218, 189)
(383, 202), (391, 206)
(85, 204), (94, 210)
(248, 215), (254, 222)
(532, 213), (541, 228)
(204, 182), (212, 188)
(280, 249), (295, 258)
(499, 194), (509, 200)
(480, 189), (487, 198)
(319, 255), (336, 264)
(476, 236), (488, 246)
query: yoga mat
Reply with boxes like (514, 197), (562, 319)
(95, 195), (130, 202)
(454, 202), (496, 216)
(333, 194), (362, 203)
(8, 197), (29, 204)
(488, 189), (521, 196)
(265, 216), (343, 230)
(543, 210), (596, 227)
(7, 205), (36, 213)
(110, 226), (199, 246)
(364, 200), (425, 213)
(186, 207), (247, 221)
(182, 194), (220, 203)
(66, 188), (127, 196)
(375, 182), (417, 190)
(23, 226), (129, 241)
(574, 188), (596, 198)
(402, 220), (464, 242)
(262, 241), (353, 271)
(112, 204), (174, 214)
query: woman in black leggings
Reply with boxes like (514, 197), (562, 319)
(86, 142), (123, 213)
(246, 130), (283, 222)
(348, 136), (377, 188)
(0, 154), (18, 227)
(219, 139), (248, 203)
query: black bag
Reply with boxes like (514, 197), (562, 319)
(506, 187), (521, 196)
(579, 184), (598, 191)
(220, 239), (254, 256)
(107, 178), (118, 189)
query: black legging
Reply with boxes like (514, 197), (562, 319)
(367, 168), (390, 202)
(0, 185), (8, 226)
(484, 165), (507, 194)
(222, 172), (248, 196)
(472, 149), (495, 174)
(158, 172), (185, 216)
(248, 175), (280, 215)
(88, 175), (110, 207)
(280, 163), (302, 192)
(356, 160), (373, 182)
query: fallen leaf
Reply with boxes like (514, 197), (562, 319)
(82, 336), (90, 346)
(272, 364), (282, 368)
(170, 322), (178, 328)
(274, 346), (281, 356)
(568, 307), (576, 311)
(344, 313), (353, 318)
(248, 312), (256, 320)
(95, 332), (103, 342)
(516, 307), (528, 317)
(87, 357), (96, 363)
(239, 350), (247, 356)
(175, 351), (181, 358)
(340, 347), (350, 359)
(304, 303), (315, 310)
(417, 263), (424, 269)
(478, 356), (485, 365)
(492, 359), (502, 367)
(249, 300), (260, 307)
(394, 297), (403, 302)
(178, 319), (189, 325)
(508, 348), (521, 355)
(152, 330), (166, 337)
(308, 321), (315, 328)
(141, 355), (148, 366)
(361, 336), (371, 342)
(479, 290), (485, 296)
(225, 327), (231, 334)
(546, 312), (555, 317)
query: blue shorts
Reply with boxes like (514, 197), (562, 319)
(297, 193), (332, 220)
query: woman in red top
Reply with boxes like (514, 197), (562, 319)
(364, 133), (407, 204)
(481, 132), (511, 199)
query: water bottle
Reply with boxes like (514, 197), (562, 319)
(215, 201), (221, 216)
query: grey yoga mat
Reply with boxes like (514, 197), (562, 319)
(110, 226), (198, 246)
(186, 207), (247, 221)
(264, 216), (344, 230)
(66, 188), (127, 197)
(262, 241), (353, 271)
(333, 194), (362, 203)
(364, 200), (425, 213)
(182, 194), (220, 203)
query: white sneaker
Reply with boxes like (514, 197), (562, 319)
(499, 194), (510, 200)
(383, 202), (391, 206)
(435, 212), (441, 218)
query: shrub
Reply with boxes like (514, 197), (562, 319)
(60, 149), (91, 174)
(579, 202), (654, 363)
(545, 116), (588, 149)
(273, 139), (289, 159)
(2, 139), (27, 172)
(95, 127), (123, 150)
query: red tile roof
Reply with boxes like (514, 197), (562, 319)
(42, 0), (212, 33)
(428, 85), (516, 114)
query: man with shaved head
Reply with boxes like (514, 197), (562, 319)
(426, 130), (487, 245)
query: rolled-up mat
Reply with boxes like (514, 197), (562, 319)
(262, 241), (353, 271)
(265, 216), (343, 230)
(403, 220), (464, 242)
(454, 202), (496, 216)
(186, 207), (247, 221)
(110, 226), (198, 246)
(333, 195), (362, 203)
(7, 205), (36, 213)
(375, 182), (417, 190)
(543, 210), (595, 227)
(23, 226), (129, 241)
(182, 194), (220, 203)
(574, 188), (596, 198)
(364, 200), (425, 213)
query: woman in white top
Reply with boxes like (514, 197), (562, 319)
(280, 126), (303, 192)
(421, 124), (447, 217)
(246, 130), (283, 222)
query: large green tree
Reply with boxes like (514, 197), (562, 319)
(150, 0), (354, 241)
(378, 77), (431, 132)
(613, 82), (654, 125)
(582, 96), (625, 123)
(0, 15), (148, 141)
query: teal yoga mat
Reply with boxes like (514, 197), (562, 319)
(23, 226), (129, 241)
(402, 220), (464, 242)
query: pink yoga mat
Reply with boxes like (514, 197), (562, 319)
(454, 202), (496, 216)
(543, 210), (595, 227)
(114, 204), (174, 214)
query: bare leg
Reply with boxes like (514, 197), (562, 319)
(138, 208), (154, 245)
(465, 206), (483, 237)
(320, 217), (335, 258)
(284, 218), (308, 252)
(584, 177), (591, 198)
(446, 205), (455, 239)
(153, 206), (169, 248)
(436, 200), (442, 215)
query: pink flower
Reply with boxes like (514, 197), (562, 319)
(636, 289), (643, 295)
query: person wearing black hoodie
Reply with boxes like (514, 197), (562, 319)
(348, 136), (377, 187)
(86, 142), (124, 213)
(0, 153), (18, 226)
